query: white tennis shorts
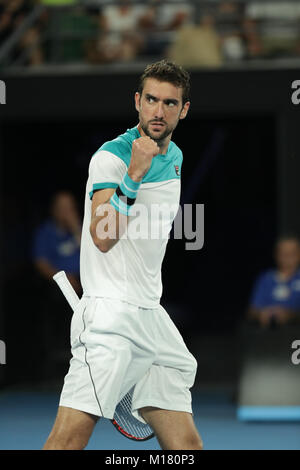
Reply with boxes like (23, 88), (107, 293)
(59, 296), (197, 424)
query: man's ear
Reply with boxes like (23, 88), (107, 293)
(180, 101), (190, 120)
(135, 92), (141, 113)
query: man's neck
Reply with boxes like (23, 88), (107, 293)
(277, 269), (297, 281)
(54, 220), (67, 233)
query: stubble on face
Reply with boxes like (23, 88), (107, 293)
(139, 118), (175, 148)
(137, 79), (185, 150)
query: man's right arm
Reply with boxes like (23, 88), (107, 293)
(90, 136), (159, 253)
(89, 187), (129, 253)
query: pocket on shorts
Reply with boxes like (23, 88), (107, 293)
(156, 304), (198, 375)
(88, 298), (136, 338)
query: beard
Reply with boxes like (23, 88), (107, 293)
(140, 118), (176, 148)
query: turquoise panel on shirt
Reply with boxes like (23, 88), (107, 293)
(99, 131), (133, 167)
(89, 182), (118, 200)
(98, 126), (183, 184)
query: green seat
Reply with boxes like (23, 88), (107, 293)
(47, 9), (99, 62)
(41, 0), (78, 5)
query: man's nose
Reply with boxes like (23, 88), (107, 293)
(154, 101), (164, 119)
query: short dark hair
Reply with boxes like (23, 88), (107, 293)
(137, 59), (190, 106)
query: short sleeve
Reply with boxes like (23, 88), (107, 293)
(249, 272), (270, 309)
(289, 292), (300, 311)
(289, 276), (300, 311)
(88, 150), (128, 200)
(32, 224), (53, 262)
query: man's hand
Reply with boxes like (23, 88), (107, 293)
(128, 136), (160, 182)
(259, 306), (294, 327)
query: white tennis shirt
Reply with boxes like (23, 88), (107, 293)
(80, 125), (183, 308)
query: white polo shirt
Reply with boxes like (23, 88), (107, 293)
(80, 125), (183, 308)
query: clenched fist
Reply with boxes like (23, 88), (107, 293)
(128, 136), (160, 182)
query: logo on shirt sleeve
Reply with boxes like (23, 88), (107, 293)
(174, 165), (180, 176)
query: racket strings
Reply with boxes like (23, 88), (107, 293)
(113, 387), (154, 440)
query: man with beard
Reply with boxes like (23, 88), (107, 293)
(44, 60), (203, 450)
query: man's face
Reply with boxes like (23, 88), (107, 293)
(275, 239), (300, 272)
(135, 78), (190, 147)
(52, 193), (77, 225)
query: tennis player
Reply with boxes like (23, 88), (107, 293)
(44, 60), (203, 450)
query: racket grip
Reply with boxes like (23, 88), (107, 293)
(53, 270), (80, 311)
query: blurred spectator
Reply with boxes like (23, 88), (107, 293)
(0, 0), (45, 66)
(244, 1), (300, 59)
(247, 235), (300, 328)
(33, 190), (82, 294)
(242, 16), (263, 59)
(141, 0), (193, 32)
(32, 190), (82, 381)
(139, 0), (194, 58)
(167, 13), (223, 68)
(0, 0), (12, 44)
(86, 0), (146, 64)
(43, 4), (99, 64)
(215, 1), (246, 62)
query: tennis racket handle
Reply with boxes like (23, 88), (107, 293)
(53, 270), (80, 311)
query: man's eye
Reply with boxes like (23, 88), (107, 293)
(168, 102), (175, 107)
(147, 97), (155, 103)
